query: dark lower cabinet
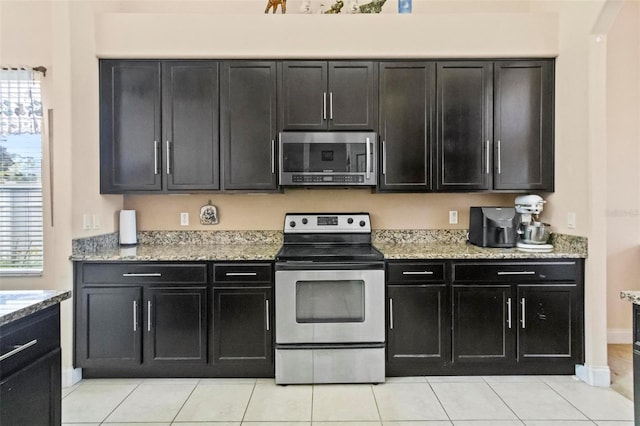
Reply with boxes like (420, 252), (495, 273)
(452, 285), (513, 366)
(145, 287), (207, 364)
(212, 287), (273, 375)
(76, 286), (143, 367)
(0, 305), (62, 426)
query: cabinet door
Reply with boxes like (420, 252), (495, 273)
(379, 62), (435, 191)
(517, 284), (577, 361)
(221, 61), (278, 190)
(0, 349), (61, 426)
(163, 61), (220, 191)
(77, 287), (142, 367)
(387, 284), (449, 375)
(436, 62), (493, 191)
(212, 287), (272, 368)
(328, 61), (377, 130)
(452, 285), (514, 364)
(494, 60), (554, 191)
(100, 60), (162, 193)
(145, 287), (208, 364)
(279, 61), (328, 130)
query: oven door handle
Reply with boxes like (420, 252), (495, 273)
(275, 262), (384, 271)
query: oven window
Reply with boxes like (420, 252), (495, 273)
(296, 280), (365, 323)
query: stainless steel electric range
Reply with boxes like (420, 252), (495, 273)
(274, 212), (385, 385)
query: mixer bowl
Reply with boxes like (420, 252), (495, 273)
(519, 222), (551, 244)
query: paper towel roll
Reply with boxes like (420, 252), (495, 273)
(119, 210), (137, 245)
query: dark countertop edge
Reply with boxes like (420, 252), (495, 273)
(0, 290), (72, 327)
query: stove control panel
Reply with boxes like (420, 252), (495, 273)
(284, 213), (371, 233)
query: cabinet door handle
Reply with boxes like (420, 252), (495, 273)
(497, 271), (535, 276)
(402, 271), (434, 275)
(329, 92), (334, 120)
(147, 301), (152, 332)
(225, 272), (258, 277)
(271, 139), (276, 174)
(521, 297), (526, 329)
(166, 140), (171, 175)
(323, 92), (327, 120)
(497, 140), (502, 174)
(389, 298), (394, 330)
(154, 140), (159, 175)
(382, 141), (387, 175)
(365, 137), (371, 180)
(123, 273), (162, 277)
(507, 297), (512, 329)
(0, 339), (38, 361)
(486, 140), (490, 174)
(133, 301), (138, 332)
(265, 300), (270, 331)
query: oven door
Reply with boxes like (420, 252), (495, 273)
(275, 267), (385, 344)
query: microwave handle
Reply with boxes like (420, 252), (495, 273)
(365, 137), (371, 180)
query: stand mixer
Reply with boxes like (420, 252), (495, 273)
(514, 194), (554, 252)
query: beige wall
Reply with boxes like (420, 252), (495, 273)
(3, 0), (638, 386)
(606, 0), (640, 337)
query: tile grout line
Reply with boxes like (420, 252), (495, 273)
(369, 383), (383, 424)
(168, 379), (200, 424)
(95, 379), (143, 425)
(426, 380), (454, 424)
(482, 376), (526, 425)
(541, 378), (598, 423)
(240, 378), (258, 424)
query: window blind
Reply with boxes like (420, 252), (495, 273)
(0, 69), (43, 275)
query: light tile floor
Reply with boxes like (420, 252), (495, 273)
(62, 375), (634, 426)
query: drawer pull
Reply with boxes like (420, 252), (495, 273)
(0, 339), (38, 361)
(506, 298), (512, 329)
(497, 271), (535, 276)
(123, 273), (162, 277)
(402, 271), (434, 275)
(225, 272), (258, 277)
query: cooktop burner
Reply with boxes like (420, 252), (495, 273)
(277, 213), (384, 263)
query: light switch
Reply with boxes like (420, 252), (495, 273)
(449, 210), (458, 224)
(180, 212), (189, 226)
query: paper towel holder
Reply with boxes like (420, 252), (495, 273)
(119, 210), (138, 246)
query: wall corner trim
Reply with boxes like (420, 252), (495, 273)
(575, 364), (612, 387)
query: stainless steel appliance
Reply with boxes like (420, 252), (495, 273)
(275, 213), (385, 384)
(468, 207), (518, 248)
(278, 132), (377, 186)
(515, 194), (553, 252)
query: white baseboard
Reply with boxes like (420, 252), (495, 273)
(62, 367), (82, 388)
(575, 364), (611, 387)
(608, 328), (632, 344)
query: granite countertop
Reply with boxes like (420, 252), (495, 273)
(0, 290), (72, 327)
(620, 291), (640, 305)
(70, 230), (587, 262)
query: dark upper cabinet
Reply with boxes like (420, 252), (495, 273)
(452, 285), (514, 365)
(279, 61), (377, 131)
(493, 60), (554, 191)
(436, 61), (493, 191)
(220, 61), (278, 191)
(100, 60), (220, 193)
(144, 287), (208, 364)
(76, 286), (143, 367)
(100, 60), (162, 193)
(163, 61), (220, 191)
(378, 62), (435, 192)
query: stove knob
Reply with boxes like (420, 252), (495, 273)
(347, 218), (354, 224)
(289, 221), (296, 228)
(359, 220), (366, 227)
(302, 218), (308, 225)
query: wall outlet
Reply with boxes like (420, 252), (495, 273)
(92, 214), (101, 229)
(449, 210), (458, 225)
(180, 212), (189, 226)
(83, 214), (92, 230)
(567, 212), (576, 229)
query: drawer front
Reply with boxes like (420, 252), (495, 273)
(387, 262), (446, 283)
(452, 261), (578, 283)
(0, 305), (60, 379)
(214, 263), (273, 283)
(82, 263), (207, 284)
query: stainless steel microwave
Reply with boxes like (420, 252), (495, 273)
(278, 132), (378, 186)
